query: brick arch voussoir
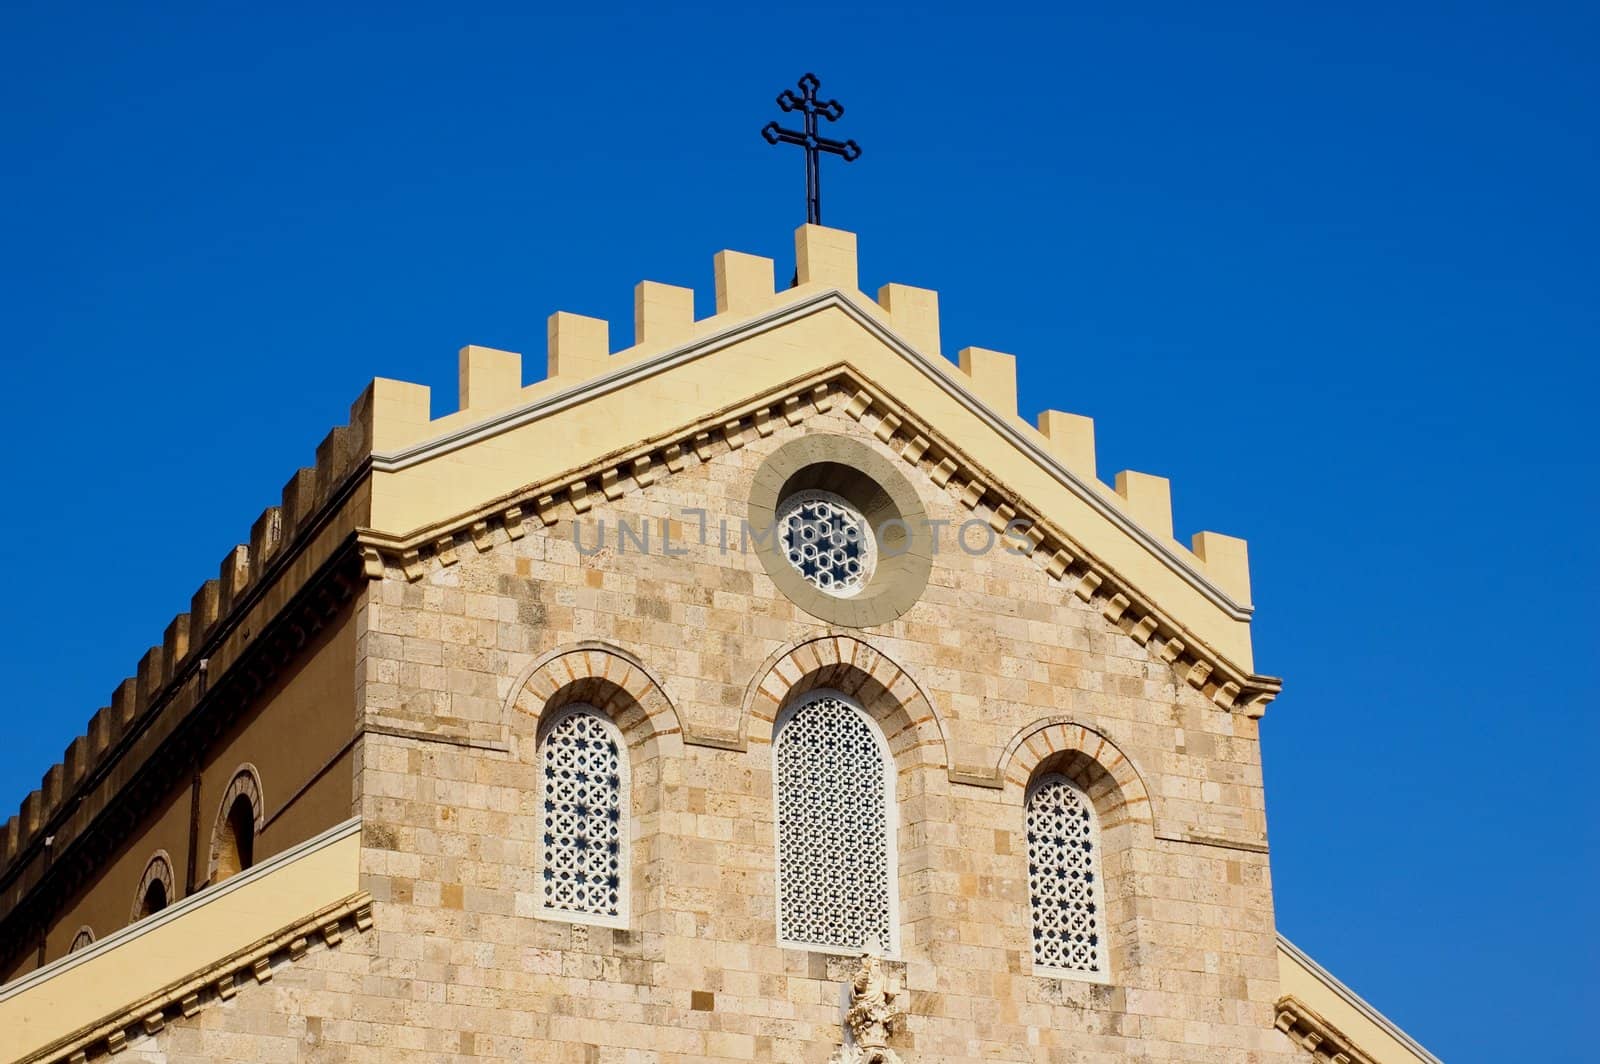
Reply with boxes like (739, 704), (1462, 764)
(207, 764), (266, 883)
(999, 717), (1153, 829)
(506, 642), (683, 752)
(743, 633), (950, 774)
(130, 850), (176, 924)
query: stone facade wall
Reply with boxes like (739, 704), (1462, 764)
(133, 407), (1293, 1062)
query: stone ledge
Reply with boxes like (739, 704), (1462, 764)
(23, 892), (372, 1064)
(1275, 995), (1377, 1064)
(355, 367), (1282, 745)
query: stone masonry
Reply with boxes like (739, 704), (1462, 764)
(117, 395), (1297, 1063)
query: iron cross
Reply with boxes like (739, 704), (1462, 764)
(762, 73), (861, 226)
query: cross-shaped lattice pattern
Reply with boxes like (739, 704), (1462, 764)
(1026, 775), (1107, 974)
(776, 695), (893, 951)
(540, 709), (624, 918)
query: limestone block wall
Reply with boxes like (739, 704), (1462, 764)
(118, 406), (1295, 1062)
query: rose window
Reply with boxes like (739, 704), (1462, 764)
(776, 490), (875, 597)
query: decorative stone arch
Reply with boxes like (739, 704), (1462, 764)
(130, 850), (176, 923)
(506, 642), (682, 936)
(207, 764), (266, 884)
(743, 633), (950, 775)
(506, 642), (684, 755)
(998, 717), (1153, 827)
(67, 926), (95, 953)
(753, 636), (948, 960)
(1000, 717), (1156, 983)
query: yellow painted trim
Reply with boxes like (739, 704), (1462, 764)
(0, 818), (364, 1064)
(1276, 935), (1441, 1064)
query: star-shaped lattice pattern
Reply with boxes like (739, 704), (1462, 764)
(776, 695), (893, 950)
(540, 709), (624, 917)
(1026, 776), (1106, 973)
(779, 490), (874, 597)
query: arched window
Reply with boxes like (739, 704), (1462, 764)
(208, 766), (264, 885)
(216, 794), (255, 878)
(131, 851), (176, 923)
(1026, 774), (1109, 979)
(68, 926), (95, 953)
(774, 690), (897, 953)
(537, 705), (627, 925)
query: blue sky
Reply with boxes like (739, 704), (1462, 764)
(2, 3), (1595, 1059)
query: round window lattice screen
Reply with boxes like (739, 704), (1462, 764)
(539, 709), (624, 918)
(775, 695), (893, 951)
(1026, 775), (1107, 975)
(777, 490), (875, 598)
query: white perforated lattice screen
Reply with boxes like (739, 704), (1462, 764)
(774, 693), (895, 951)
(777, 490), (875, 597)
(1026, 775), (1108, 976)
(539, 707), (625, 922)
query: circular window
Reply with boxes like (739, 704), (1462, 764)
(748, 434), (933, 627)
(778, 489), (876, 597)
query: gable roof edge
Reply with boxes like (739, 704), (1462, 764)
(370, 287), (1251, 623)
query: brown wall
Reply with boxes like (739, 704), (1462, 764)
(21, 601), (359, 971)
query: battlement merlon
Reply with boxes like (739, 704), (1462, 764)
(359, 222), (1256, 613)
(0, 222), (1268, 882)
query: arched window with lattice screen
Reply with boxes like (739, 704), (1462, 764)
(1025, 773), (1110, 980)
(536, 704), (628, 926)
(773, 690), (898, 954)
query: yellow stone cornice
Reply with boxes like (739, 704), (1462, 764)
(19, 892), (373, 1064)
(354, 364), (1283, 731)
(1276, 995), (1379, 1064)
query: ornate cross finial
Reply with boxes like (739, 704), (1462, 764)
(762, 72), (862, 226)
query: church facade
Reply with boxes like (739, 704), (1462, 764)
(0, 225), (1439, 1064)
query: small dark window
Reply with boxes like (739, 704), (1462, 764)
(215, 794), (256, 881)
(140, 878), (168, 917)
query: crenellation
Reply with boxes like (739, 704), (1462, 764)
(313, 423), (356, 500)
(19, 789), (40, 836)
(216, 544), (252, 618)
(280, 466), (318, 532)
(547, 311), (610, 381)
(111, 677), (139, 728)
(713, 250), (776, 314)
(353, 377), (432, 453)
(1192, 532), (1252, 608)
(1037, 410), (1098, 481)
(136, 645), (165, 708)
(40, 763), (63, 819)
(794, 223), (858, 290)
(86, 707), (113, 758)
(0, 226), (1293, 1064)
(458, 344), (523, 412)
(62, 736), (89, 789)
(1115, 471), (1175, 541)
(877, 282), (941, 357)
(249, 506), (284, 571)
(958, 346), (1020, 418)
(635, 280), (696, 346)
(162, 614), (191, 682)
(189, 578), (221, 643)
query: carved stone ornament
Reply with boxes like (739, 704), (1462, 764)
(829, 950), (905, 1064)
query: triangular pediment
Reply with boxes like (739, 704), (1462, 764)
(0, 226), (1280, 914)
(351, 231), (1275, 713)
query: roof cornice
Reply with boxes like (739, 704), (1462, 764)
(371, 288), (1252, 623)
